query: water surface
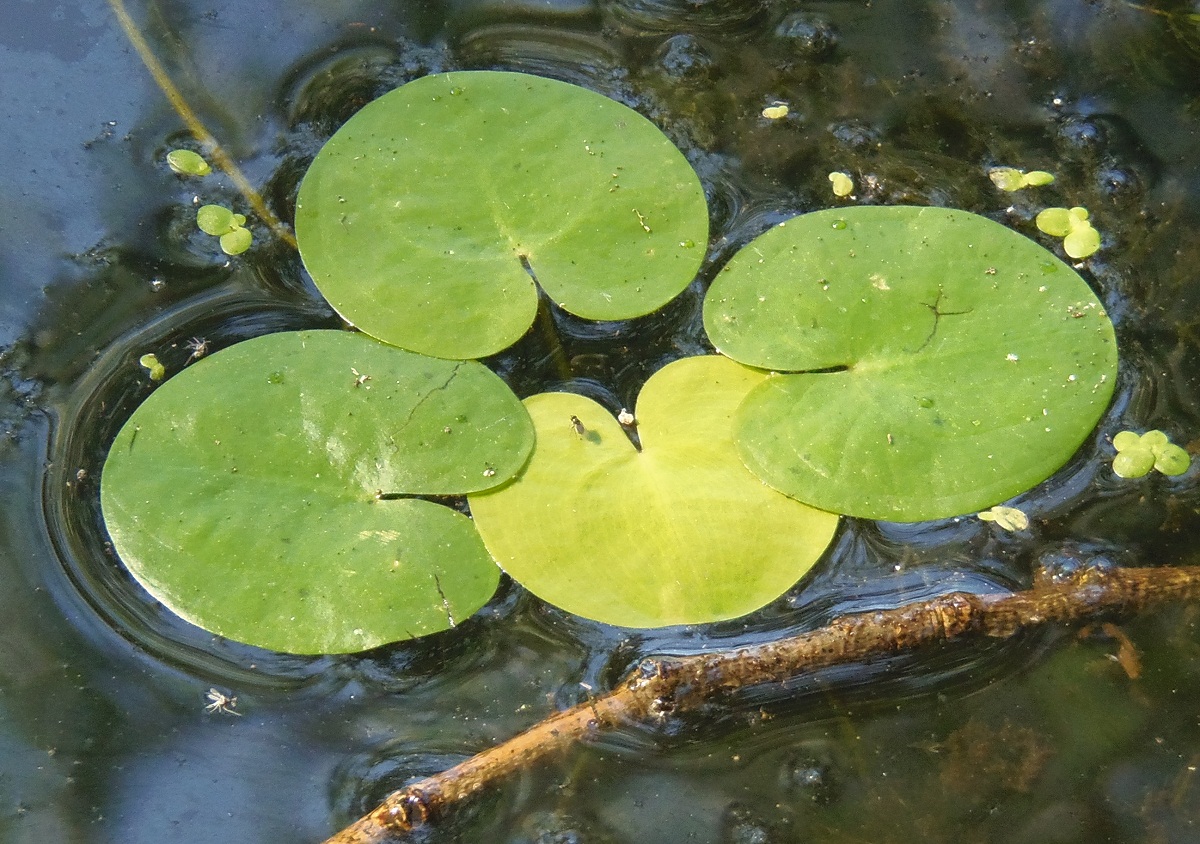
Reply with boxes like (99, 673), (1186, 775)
(3, 0), (1200, 840)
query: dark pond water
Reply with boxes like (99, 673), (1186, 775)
(4, 0), (1200, 840)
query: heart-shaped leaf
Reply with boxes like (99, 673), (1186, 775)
(100, 330), (534, 653)
(295, 70), (709, 360)
(467, 355), (839, 628)
(704, 206), (1118, 521)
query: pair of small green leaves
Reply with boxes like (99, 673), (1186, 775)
(828, 171), (854, 197)
(197, 205), (253, 256)
(138, 353), (166, 381)
(988, 167), (1054, 192)
(1036, 207), (1101, 260)
(1112, 430), (1190, 478)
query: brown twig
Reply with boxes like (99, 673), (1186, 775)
(324, 563), (1200, 844)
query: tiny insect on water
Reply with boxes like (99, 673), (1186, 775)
(204, 688), (241, 716)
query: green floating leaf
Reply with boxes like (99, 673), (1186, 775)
(468, 356), (839, 628)
(1063, 223), (1100, 260)
(219, 226), (253, 256)
(988, 167), (1027, 192)
(295, 71), (709, 360)
(1155, 443), (1191, 476)
(197, 204), (238, 236)
(166, 149), (212, 176)
(101, 330), (535, 654)
(703, 206), (1118, 521)
(1113, 448), (1154, 479)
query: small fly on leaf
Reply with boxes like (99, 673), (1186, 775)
(570, 415), (587, 438)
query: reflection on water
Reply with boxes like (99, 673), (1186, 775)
(3, 0), (1200, 840)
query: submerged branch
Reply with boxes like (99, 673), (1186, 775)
(106, 0), (297, 248)
(324, 563), (1200, 844)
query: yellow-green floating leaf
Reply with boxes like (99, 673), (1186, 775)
(469, 356), (838, 628)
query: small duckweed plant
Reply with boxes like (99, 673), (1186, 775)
(164, 148), (256, 255)
(166, 148), (212, 176)
(100, 71), (1129, 654)
(977, 505), (1030, 532)
(138, 353), (165, 381)
(196, 204), (253, 256)
(828, 171), (854, 197)
(1111, 430), (1191, 478)
(1036, 206), (1101, 259)
(988, 167), (1054, 191)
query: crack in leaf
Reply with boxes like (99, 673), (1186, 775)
(372, 364), (467, 498)
(398, 363), (465, 432)
(914, 288), (973, 352)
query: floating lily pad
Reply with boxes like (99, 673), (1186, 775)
(100, 330), (534, 653)
(703, 206), (1118, 521)
(468, 356), (839, 628)
(295, 70), (708, 360)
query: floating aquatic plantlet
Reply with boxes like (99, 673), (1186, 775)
(166, 148), (212, 176)
(196, 204), (252, 255)
(828, 171), (854, 197)
(1036, 206), (1100, 259)
(988, 167), (1054, 191)
(978, 505), (1029, 532)
(1112, 430), (1191, 478)
(138, 353), (165, 381)
(762, 103), (789, 119)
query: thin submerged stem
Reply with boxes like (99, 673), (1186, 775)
(323, 562), (1200, 844)
(106, 0), (297, 249)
